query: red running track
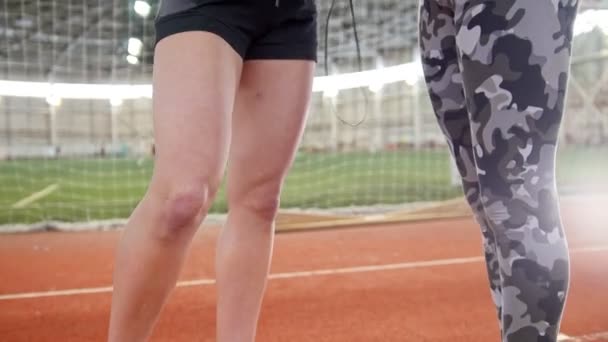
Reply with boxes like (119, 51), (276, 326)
(0, 195), (607, 341)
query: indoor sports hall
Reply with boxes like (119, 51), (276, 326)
(1, 0), (607, 341)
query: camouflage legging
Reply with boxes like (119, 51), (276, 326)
(419, 0), (579, 341)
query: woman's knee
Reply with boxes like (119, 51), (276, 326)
(478, 180), (566, 260)
(163, 189), (209, 228)
(146, 180), (220, 242)
(229, 182), (282, 222)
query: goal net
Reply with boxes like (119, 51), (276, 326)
(0, 0), (607, 227)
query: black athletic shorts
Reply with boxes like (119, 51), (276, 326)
(155, 0), (318, 61)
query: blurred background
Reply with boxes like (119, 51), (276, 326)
(0, 0), (606, 228)
(1, 2), (608, 341)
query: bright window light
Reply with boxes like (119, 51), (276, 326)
(110, 97), (123, 107)
(323, 88), (340, 99)
(134, 0), (152, 18)
(574, 9), (608, 36)
(128, 37), (143, 56)
(313, 62), (422, 93)
(126, 55), (139, 65)
(0, 81), (152, 100)
(405, 73), (420, 86)
(369, 59), (386, 93)
(0, 61), (424, 101)
(368, 82), (384, 94)
(46, 95), (62, 107)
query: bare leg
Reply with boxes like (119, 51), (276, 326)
(108, 32), (242, 342)
(216, 60), (314, 342)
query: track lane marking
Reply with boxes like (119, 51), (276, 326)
(1, 245), (607, 301)
(559, 331), (608, 341)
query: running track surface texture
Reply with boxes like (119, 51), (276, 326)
(1, 195), (607, 342)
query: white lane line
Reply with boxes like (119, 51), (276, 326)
(0, 285), (114, 301)
(267, 256), (482, 279)
(12, 184), (59, 209)
(0, 245), (607, 301)
(0, 256), (483, 301)
(559, 331), (608, 341)
(571, 246), (608, 253)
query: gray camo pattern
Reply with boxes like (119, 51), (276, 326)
(418, 0), (579, 341)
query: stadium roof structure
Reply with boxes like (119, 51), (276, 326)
(0, 0), (607, 85)
(0, 0), (420, 84)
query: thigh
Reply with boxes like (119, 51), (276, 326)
(245, 0), (317, 61)
(419, 0), (479, 186)
(226, 60), (314, 203)
(420, 0), (501, 294)
(150, 31), (243, 194)
(453, 0), (579, 202)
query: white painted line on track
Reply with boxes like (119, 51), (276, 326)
(0, 285), (113, 301)
(559, 331), (608, 341)
(0, 245), (607, 301)
(268, 256), (483, 279)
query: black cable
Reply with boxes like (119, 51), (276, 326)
(323, 0), (337, 78)
(324, 0), (369, 128)
(348, 0), (363, 75)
